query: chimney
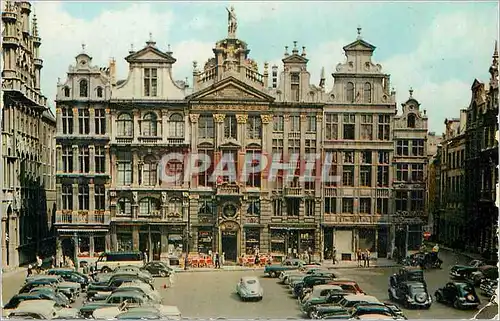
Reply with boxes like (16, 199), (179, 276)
(460, 109), (467, 130)
(109, 58), (116, 86)
(272, 65), (278, 89)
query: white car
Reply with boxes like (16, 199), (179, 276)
(93, 302), (181, 320)
(92, 281), (162, 303)
(236, 276), (263, 301)
(6, 299), (79, 320)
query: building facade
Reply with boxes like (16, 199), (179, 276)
(1, 0), (57, 268)
(464, 43), (499, 260)
(54, 11), (433, 263)
(392, 90), (428, 255)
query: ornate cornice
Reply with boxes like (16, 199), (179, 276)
(260, 114), (273, 124)
(189, 114), (200, 123)
(300, 114), (308, 121)
(213, 114), (226, 123)
(236, 114), (248, 124)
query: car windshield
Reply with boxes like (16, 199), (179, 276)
(409, 285), (426, 293)
(246, 280), (257, 285)
(406, 272), (423, 281)
(458, 284), (474, 295)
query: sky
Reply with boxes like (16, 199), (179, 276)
(31, 1), (499, 133)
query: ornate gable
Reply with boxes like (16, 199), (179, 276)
(125, 46), (176, 64)
(343, 39), (376, 52)
(282, 54), (309, 64)
(187, 76), (275, 102)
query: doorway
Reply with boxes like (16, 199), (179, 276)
(222, 231), (237, 261)
(377, 227), (388, 258)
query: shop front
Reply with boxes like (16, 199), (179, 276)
(244, 228), (260, 255)
(197, 227), (214, 254)
(269, 228), (316, 262)
(219, 220), (240, 262)
(57, 229), (109, 266)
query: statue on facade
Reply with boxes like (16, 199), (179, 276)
(161, 192), (167, 204)
(132, 192), (138, 204)
(226, 6), (237, 37)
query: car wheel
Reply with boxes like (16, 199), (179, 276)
(101, 267), (111, 273)
(258, 297), (263, 301)
(159, 270), (168, 277)
(270, 271), (277, 278)
(453, 299), (461, 309)
(435, 292), (442, 303)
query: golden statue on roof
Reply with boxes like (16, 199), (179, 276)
(226, 6), (237, 38)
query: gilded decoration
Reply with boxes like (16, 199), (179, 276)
(220, 220), (239, 232)
(55, 108), (61, 114)
(191, 104), (268, 112)
(213, 114), (226, 123)
(260, 114), (273, 124)
(189, 114), (200, 123)
(300, 114), (308, 121)
(283, 114), (290, 122)
(316, 113), (324, 121)
(236, 114), (248, 124)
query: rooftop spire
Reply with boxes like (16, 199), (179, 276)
(409, 87), (414, 98)
(81, 43), (86, 53)
(489, 40), (498, 87)
(129, 43), (135, 54)
(166, 43), (172, 55)
(319, 67), (326, 89)
(32, 13), (39, 37)
(146, 32), (156, 46)
(292, 41), (298, 54)
(357, 26), (362, 40)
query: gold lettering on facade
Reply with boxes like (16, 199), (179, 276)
(260, 114), (273, 124)
(189, 114), (200, 123)
(213, 114), (226, 123)
(236, 114), (248, 124)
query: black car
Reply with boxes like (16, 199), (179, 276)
(388, 281), (431, 309)
(142, 261), (172, 277)
(310, 305), (350, 319)
(435, 281), (481, 309)
(295, 275), (335, 299)
(450, 260), (485, 280)
(3, 292), (69, 309)
(47, 268), (90, 289)
(86, 276), (149, 300)
(468, 265), (499, 286)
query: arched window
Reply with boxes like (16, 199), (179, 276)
(117, 198), (132, 216)
(142, 155), (157, 186)
(168, 197), (183, 215)
(64, 86), (70, 97)
(96, 87), (103, 98)
(169, 113), (184, 138)
(142, 112), (158, 136)
(79, 79), (88, 97)
(117, 113), (133, 136)
(139, 197), (160, 215)
(346, 82), (354, 102)
(407, 113), (416, 128)
(364, 82), (372, 103)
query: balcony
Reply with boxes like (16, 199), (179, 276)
(217, 184), (240, 196)
(324, 187), (337, 197)
(376, 188), (390, 198)
(115, 137), (133, 144)
(55, 210), (110, 225)
(138, 136), (161, 144)
(323, 213), (382, 225)
(288, 132), (301, 139)
(284, 187), (303, 197)
(167, 137), (186, 145)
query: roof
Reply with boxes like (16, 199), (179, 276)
(313, 284), (343, 291)
(13, 299), (56, 315)
(241, 276), (259, 282)
(344, 295), (380, 302)
(108, 291), (146, 298)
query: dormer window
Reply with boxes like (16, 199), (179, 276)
(290, 73), (300, 102)
(79, 79), (88, 97)
(96, 86), (103, 98)
(144, 68), (158, 97)
(407, 113), (416, 128)
(346, 82), (354, 102)
(64, 86), (70, 97)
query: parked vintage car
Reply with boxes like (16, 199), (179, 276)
(325, 279), (364, 295)
(30, 287), (71, 306)
(350, 303), (407, 320)
(142, 261), (173, 277)
(388, 280), (432, 309)
(94, 269), (154, 284)
(450, 260), (486, 280)
(92, 281), (162, 304)
(300, 285), (344, 317)
(93, 304), (182, 320)
(5, 299), (79, 320)
(236, 276), (263, 301)
(468, 265), (499, 286)
(3, 292), (69, 310)
(264, 259), (307, 277)
(47, 268), (91, 289)
(294, 275), (336, 299)
(280, 266), (323, 284)
(310, 304), (351, 319)
(87, 275), (151, 300)
(435, 281), (481, 309)
(480, 279), (498, 298)
(20, 276), (81, 302)
(337, 294), (381, 310)
(79, 291), (151, 318)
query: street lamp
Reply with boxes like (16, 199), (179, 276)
(73, 232), (79, 272)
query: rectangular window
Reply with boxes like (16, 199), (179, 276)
(247, 198), (260, 216)
(411, 190), (424, 211)
(62, 184), (73, 210)
(272, 139), (284, 190)
(245, 149), (261, 187)
(95, 146), (106, 173)
(198, 149), (214, 187)
(361, 151), (372, 164)
(396, 140), (409, 156)
(62, 108), (73, 134)
(305, 199), (315, 216)
(291, 73), (300, 101)
(377, 166), (389, 187)
(411, 163), (424, 182)
(360, 166), (372, 187)
(305, 139), (316, 191)
(324, 197), (336, 213)
(79, 147), (90, 173)
(117, 152), (132, 185)
(306, 115), (316, 133)
(376, 198), (388, 215)
(324, 151), (338, 187)
(198, 115), (214, 139)
(62, 146), (73, 173)
(290, 115), (300, 133)
(359, 198), (371, 214)
(94, 185), (105, 210)
(343, 114), (355, 140)
(273, 199), (283, 216)
(286, 199), (300, 216)
(396, 163), (409, 182)
(224, 115), (237, 139)
(342, 165), (354, 186)
(360, 115), (373, 140)
(395, 190), (408, 211)
(411, 139), (425, 156)
(222, 151), (237, 183)
(78, 109), (90, 135)
(343, 151), (354, 163)
(273, 115), (284, 132)
(246, 116), (262, 139)
(325, 113), (338, 140)
(378, 115), (390, 141)
(342, 198), (354, 214)
(78, 184), (89, 210)
(94, 109), (106, 135)
(144, 68), (158, 97)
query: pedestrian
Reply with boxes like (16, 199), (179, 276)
(221, 252), (225, 267)
(357, 249), (362, 267)
(254, 253), (260, 267)
(36, 255), (43, 273)
(365, 249), (371, 267)
(51, 255), (56, 269)
(361, 250), (367, 267)
(332, 247), (337, 265)
(215, 252), (220, 269)
(143, 250), (148, 264)
(27, 264), (33, 277)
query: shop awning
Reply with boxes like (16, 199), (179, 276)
(269, 225), (317, 230)
(168, 235), (183, 241)
(57, 229), (108, 233)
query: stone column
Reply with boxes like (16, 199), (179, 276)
(132, 226), (139, 251)
(109, 148), (115, 186)
(133, 110), (141, 143)
(1, 219), (7, 268)
(89, 235), (95, 258)
(315, 114), (323, 198)
(9, 216), (19, 267)
(236, 114), (248, 146)
(189, 114), (200, 188)
(132, 151), (139, 187)
(160, 225), (169, 261)
(109, 109), (116, 139)
(89, 108), (95, 135)
(56, 184), (62, 211)
(72, 145), (79, 173)
(89, 182), (95, 211)
(260, 114), (273, 191)
(56, 108), (62, 135)
(161, 110), (169, 142)
(104, 146), (111, 175)
(73, 108), (79, 134)
(89, 145), (95, 174)
(56, 145), (62, 173)
(213, 114), (226, 147)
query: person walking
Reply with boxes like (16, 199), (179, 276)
(215, 252), (220, 269)
(361, 250), (367, 267)
(332, 247), (337, 265)
(357, 249), (362, 267)
(36, 255), (43, 273)
(51, 255), (56, 269)
(254, 253), (260, 267)
(27, 264), (33, 277)
(365, 249), (371, 267)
